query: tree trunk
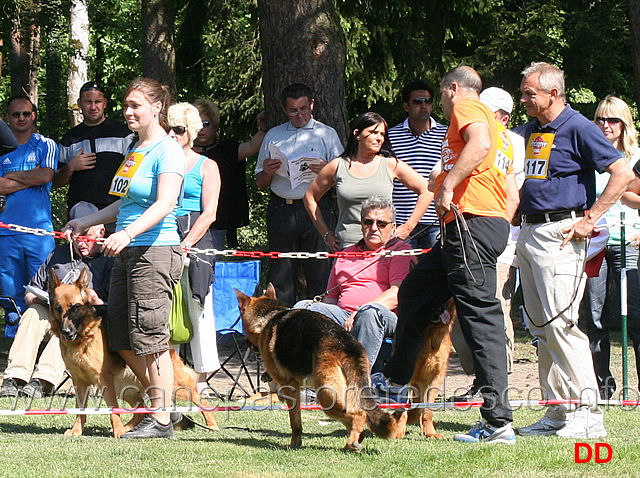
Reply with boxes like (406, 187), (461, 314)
(28, 12), (41, 106)
(630, 0), (640, 107)
(8, 13), (30, 98)
(258, 0), (347, 142)
(68, 0), (90, 126)
(141, 0), (177, 98)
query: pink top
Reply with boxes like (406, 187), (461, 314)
(325, 238), (416, 313)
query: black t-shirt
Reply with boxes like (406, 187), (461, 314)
(201, 140), (249, 229)
(59, 118), (133, 210)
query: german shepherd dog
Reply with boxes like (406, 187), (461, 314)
(48, 268), (219, 437)
(235, 284), (407, 453)
(406, 300), (456, 438)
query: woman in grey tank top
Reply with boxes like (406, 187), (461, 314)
(304, 112), (430, 250)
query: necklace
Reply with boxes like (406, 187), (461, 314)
(353, 156), (379, 171)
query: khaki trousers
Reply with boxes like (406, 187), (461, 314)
(3, 303), (66, 386)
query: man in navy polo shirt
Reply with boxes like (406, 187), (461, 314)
(515, 62), (633, 439)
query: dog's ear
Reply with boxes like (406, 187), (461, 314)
(75, 267), (90, 290)
(265, 283), (277, 300)
(235, 288), (250, 314)
(48, 268), (62, 298)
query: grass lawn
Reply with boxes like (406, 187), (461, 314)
(1, 317), (640, 477)
(0, 394), (639, 477)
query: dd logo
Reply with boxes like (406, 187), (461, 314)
(574, 443), (612, 464)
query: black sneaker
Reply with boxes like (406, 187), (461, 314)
(120, 414), (173, 439)
(0, 378), (21, 397)
(21, 379), (54, 398)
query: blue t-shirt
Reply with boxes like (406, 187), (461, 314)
(175, 155), (206, 216)
(0, 133), (57, 234)
(516, 105), (620, 215)
(115, 135), (185, 246)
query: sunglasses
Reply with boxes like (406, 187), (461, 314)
(362, 218), (392, 229)
(411, 97), (433, 105)
(596, 117), (622, 125)
(201, 120), (212, 128)
(170, 125), (187, 135)
(10, 111), (33, 118)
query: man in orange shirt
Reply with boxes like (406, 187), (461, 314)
(374, 66), (517, 444)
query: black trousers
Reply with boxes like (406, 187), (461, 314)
(384, 215), (512, 426)
(266, 194), (332, 306)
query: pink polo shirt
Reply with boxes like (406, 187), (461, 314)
(325, 238), (416, 313)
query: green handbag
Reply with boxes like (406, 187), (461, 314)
(168, 280), (193, 344)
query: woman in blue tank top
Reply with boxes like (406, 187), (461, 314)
(168, 103), (221, 396)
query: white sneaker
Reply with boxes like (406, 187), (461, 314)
(518, 416), (566, 436)
(555, 408), (607, 439)
(453, 419), (516, 445)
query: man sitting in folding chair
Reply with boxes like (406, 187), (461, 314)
(294, 195), (417, 370)
(0, 202), (114, 398)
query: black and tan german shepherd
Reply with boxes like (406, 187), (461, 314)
(235, 284), (407, 453)
(48, 267), (219, 437)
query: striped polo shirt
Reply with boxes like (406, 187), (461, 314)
(388, 117), (447, 226)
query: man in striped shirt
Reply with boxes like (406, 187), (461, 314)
(388, 81), (447, 249)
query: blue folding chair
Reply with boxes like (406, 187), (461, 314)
(0, 295), (22, 339)
(207, 260), (261, 398)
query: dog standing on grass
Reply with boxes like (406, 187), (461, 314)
(235, 284), (407, 453)
(48, 267), (218, 437)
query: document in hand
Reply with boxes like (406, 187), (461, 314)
(269, 144), (325, 189)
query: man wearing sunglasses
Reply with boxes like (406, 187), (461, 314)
(294, 195), (416, 369)
(0, 95), (58, 338)
(388, 81), (447, 249)
(54, 81), (134, 231)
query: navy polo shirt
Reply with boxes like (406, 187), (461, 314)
(516, 105), (620, 215)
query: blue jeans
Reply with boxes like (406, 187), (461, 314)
(406, 224), (440, 250)
(294, 300), (397, 369)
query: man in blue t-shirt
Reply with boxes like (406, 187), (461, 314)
(514, 62), (633, 439)
(0, 95), (57, 337)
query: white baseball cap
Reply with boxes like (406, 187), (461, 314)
(480, 87), (514, 115)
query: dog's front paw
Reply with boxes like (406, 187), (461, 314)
(64, 428), (82, 437)
(343, 441), (362, 453)
(421, 432), (445, 439)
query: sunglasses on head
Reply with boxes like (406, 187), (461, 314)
(596, 117), (622, 125)
(411, 97), (433, 105)
(10, 111), (33, 118)
(170, 125), (187, 135)
(80, 81), (105, 94)
(362, 218), (392, 229)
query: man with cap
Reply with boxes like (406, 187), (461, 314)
(55, 81), (134, 230)
(0, 202), (114, 398)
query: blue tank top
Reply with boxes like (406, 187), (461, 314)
(176, 155), (206, 216)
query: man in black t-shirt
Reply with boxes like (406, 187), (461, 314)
(55, 82), (133, 223)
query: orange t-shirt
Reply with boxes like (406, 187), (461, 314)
(436, 99), (513, 224)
